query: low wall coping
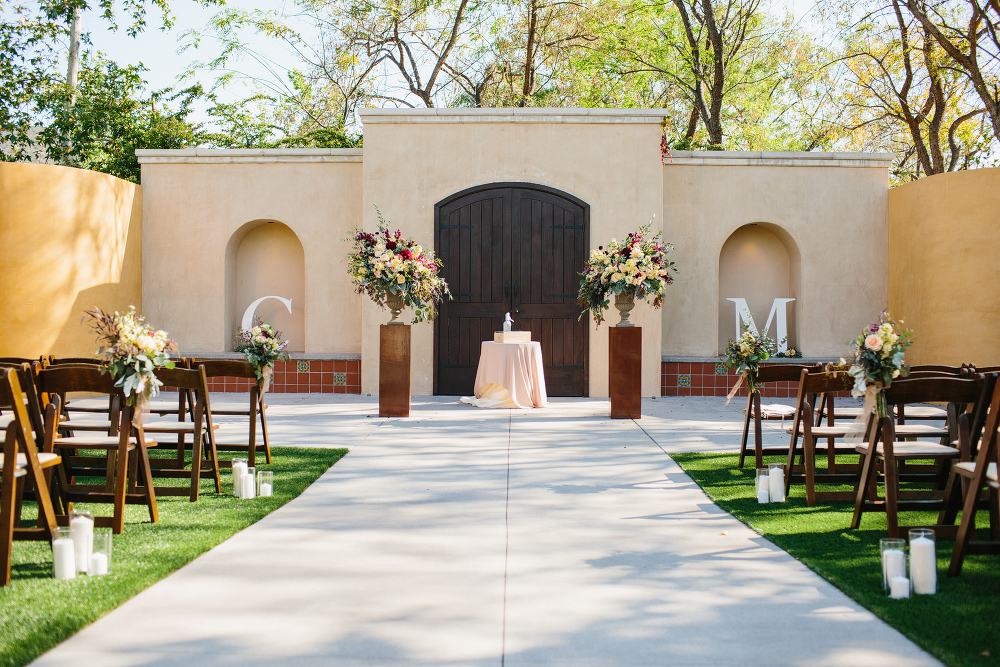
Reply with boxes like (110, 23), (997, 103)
(663, 150), (894, 167)
(662, 355), (840, 364)
(136, 148), (364, 164)
(180, 352), (361, 361)
(357, 107), (668, 124)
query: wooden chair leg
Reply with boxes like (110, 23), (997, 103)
(189, 434), (202, 503)
(804, 434), (817, 506)
(0, 428), (18, 586)
(938, 469), (963, 526)
(259, 398), (272, 465)
(851, 445), (877, 529)
(753, 393), (763, 470)
(884, 452), (901, 538)
(738, 393), (752, 468)
(948, 465), (988, 576)
(112, 439), (129, 535)
(248, 388), (258, 469)
(135, 438), (159, 523)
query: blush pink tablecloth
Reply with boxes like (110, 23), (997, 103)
(465, 341), (548, 409)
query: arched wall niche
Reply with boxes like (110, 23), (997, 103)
(224, 220), (305, 352)
(717, 223), (801, 354)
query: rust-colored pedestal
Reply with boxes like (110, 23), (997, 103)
(379, 325), (411, 417)
(610, 326), (641, 419)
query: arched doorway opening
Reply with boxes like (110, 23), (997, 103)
(434, 183), (589, 396)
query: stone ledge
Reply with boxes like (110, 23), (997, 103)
(662, 356), (840, 364)
(663, 150), (894, 167)
(136, 148), (364, 164)
(181, 352), (362, 361)
(358, 107), (668, 124)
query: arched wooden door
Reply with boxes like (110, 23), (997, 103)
(434, 183), (589, 396)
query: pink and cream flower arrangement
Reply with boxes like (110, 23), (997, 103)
(346, 207), (451, 323)
(577, 222), (677, 325)
(843, 312), (912, 417)
(233, 319), (289, 392)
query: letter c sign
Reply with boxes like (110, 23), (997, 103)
(241, 296), (293, 332)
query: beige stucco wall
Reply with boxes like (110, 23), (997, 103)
(358, 109), (667, 397)
(138, 150), (363, 355)
(0, 163), (141, 358)
(662, 152), (891, 359)
(888, 168), (1000, 366)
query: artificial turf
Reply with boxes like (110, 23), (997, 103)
(671, 452), (1000, 667)
(0, 446), (348, 667)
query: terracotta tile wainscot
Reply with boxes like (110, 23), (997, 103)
(661, 357), (845, 398)
(181, 354), (361, 393)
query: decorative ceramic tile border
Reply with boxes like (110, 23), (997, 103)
(202, 359), (361, 394)
(660, 361), (849, 398)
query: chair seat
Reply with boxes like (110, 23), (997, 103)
(953, 461), (998, 484)
(52, 435), (141, 450)
(743, 404), (795, 419)
(828, 406), (947, 420)
(141, 420), (220, 433)
(858, 441), (960, 458)
(0, 415), (12, 429)
(0, 451), (61, 469)
(786, 425), (852, 437)
(894, 424), (948, 437)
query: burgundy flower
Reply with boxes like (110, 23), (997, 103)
(400, 249), (412, 261)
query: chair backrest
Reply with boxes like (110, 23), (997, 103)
(882, 375), (985, 407)
(193, 359), (257, 380)
(755, 364), (813, 384)
(36, 365), (118, 396)
(155, 365), (213, 422)
(47, 357), (103, 366)
(909, 365), (964, 375)
(0, 357), (38, 365)
(0, 368), (44, 458)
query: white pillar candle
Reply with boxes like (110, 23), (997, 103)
(241, 472), (255, 499)
(52, 537), (76, 580)
(882, 549), (905, 584)
(70, 514), (94, 574)
(890, 576), (911, 599)
(259, 482), (273, 497)
(910, 536), (937, 594)
(90, 552), (108, 576)
(232, 461), (247, 497)
(768, 466), (786, 503)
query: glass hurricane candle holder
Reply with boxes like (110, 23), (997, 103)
(257, 470), (273, 497)
(231, 458), (248, 497)
(767, 463), (786, 502)
(880, 538), (906, 592)
(755, 469), (770, 503)
(242, 466), (256, 499)
(51, 527), (75, 580)
(69, 509), (94, 574)
(909, 528), (937, 595)
(90, 530), (112, 576)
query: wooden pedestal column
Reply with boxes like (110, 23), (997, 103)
(609, 326), (641, 419)
(379, 325), (411, 417)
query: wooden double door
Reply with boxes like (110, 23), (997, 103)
(434, 183), (589, 396)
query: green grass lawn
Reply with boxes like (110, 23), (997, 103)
(672, 452), (1000, 667)
(0, 446), (347, 667)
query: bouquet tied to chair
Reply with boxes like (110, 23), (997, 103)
(84, 306), (177, 424)
(346, 206), (451, 324)
(841, 312), (913, 420)
(233, 319), (289, 393)
(577, 221), (677, 327)
(722, 325), (777, 403)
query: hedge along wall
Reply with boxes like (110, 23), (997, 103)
(0, 163), (142, 358)
(888, 168), (1000, 366)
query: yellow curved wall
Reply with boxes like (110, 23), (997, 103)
(889, 168), (1000, 365)
(0, 163), (141, 358)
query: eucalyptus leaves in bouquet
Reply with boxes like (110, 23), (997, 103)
(722, 326), (777, 397)
(577, 222), (677, 325)
(233, 319), (289, 392)
(84, 306), (176, 410)
(346, 206), (451, 323)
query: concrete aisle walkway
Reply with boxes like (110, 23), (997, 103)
(34, 397), (937, 666)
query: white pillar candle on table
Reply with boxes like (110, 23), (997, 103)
(882, 549), (905, 584)
(70, 513), (94, 574)
(90, 552), (108, 576)
(52, 537), (76, 580)
(241, 472), (255, 499)
(890, 576), (911, 599)
(910, 535), (937, 594)
(259, 482), (272, 497)
(767, 466), (786, 503)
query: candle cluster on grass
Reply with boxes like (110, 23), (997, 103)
(51, 510), (112, 579)
(755, 465), (786, 504)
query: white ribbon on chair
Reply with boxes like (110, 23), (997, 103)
(844, 382), (883, 446)
(725, 371), (748, 406)
(261, 365), (272, 395)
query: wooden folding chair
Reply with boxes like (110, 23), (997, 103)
(35, 366), (158, 534)
(737, 364), (811, 469)
(142, 365), (221, 501)
(940, 375), (1000, 575)
(851, 375), (989, 538)
(0, 368), (62, 585)
(195, 360), (271, 467)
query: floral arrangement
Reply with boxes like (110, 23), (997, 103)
(346, 207), (451, 323)
(577, 222), (677, 325)
(722, 326), (777, 394)
(233, 318), (289, 390)
(84, 306), (176, 407)
(844, 311), (912, 417)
